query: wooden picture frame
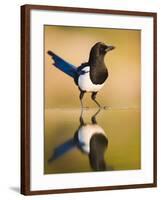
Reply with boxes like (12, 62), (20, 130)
(21, 4), (157, 195)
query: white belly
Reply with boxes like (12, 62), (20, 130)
(78, 124), (106, 153)
(78, 66), (105, 92)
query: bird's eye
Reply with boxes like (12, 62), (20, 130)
(100, 46), (106, 53)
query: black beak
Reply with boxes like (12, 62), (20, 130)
(106, 45), (115, 51)
(104, 45), (115, 53)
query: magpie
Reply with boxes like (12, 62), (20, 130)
(48, 42), (115, 108)
(48, 109), (112, 171)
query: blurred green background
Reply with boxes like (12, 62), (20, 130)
(44, 25), (141, 108)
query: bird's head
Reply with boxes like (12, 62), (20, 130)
(90, 42), (115, 58)
(89, 134), (108, 171)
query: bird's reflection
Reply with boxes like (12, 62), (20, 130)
(48, 109), (111, 171)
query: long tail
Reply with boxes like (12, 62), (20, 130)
(48, 139), (76, 162)
(47, 51), (78, 78)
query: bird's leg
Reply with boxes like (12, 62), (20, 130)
(91, 92), (101, 108)
(79, 108), (85, 126)
(91, 108), (101, 124)
(79, 91), (85, 109)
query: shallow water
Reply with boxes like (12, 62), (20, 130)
(44, 108), (141, 174)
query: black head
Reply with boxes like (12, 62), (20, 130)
(90, 42), (115, 57)
(89, 133), (108, 171)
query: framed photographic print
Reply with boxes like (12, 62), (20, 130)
(21, 4), (157, 195)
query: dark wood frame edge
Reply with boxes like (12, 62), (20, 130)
(21, 5), (31, 195)
(21, 4), (157, 196)
(23, 183), (156, 196)
(22, 4), (157, 16)
(153, 10), (157, 188)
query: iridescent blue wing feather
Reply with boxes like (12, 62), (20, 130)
(48, 138), (76, 162)
(47, 51), (78, 78)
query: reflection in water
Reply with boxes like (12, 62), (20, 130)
(48, 109), (112, 172)
(45, 108), (141, 174)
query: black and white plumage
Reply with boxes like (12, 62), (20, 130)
(48, 109), (111, 171)
(48, 42), (115, 107)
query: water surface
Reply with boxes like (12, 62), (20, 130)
(44, 108), (140, 174)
